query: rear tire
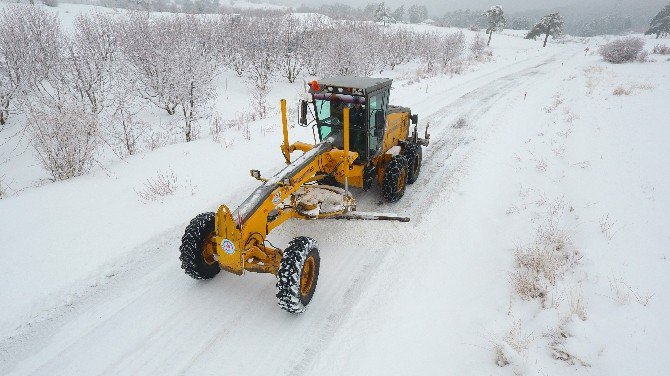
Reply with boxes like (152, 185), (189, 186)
(382, 155), (409, 202)
(276, 237), (320, 313)
(179, 212), (221, 280)
(404, 143), (422, 184)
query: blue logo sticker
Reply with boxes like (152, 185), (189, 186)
(221, 239), (235, 255)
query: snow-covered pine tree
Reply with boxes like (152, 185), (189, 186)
(392, 5), (405, 23)
(374, 2), (392, 26)
(645, 3), (670, 39)
(482, 5), (506, 46)
(526, 12), (564, 47)
(407, 4), (428, 24)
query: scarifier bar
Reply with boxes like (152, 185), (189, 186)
(334, 211), (410, 222)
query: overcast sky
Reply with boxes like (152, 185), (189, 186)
(292, 0), (666, 17)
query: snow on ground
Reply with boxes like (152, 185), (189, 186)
(1, 3), (669, 375)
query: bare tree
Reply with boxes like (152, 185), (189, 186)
(218, 15), (250, 76)
(470, 33), (487, 58)
(244, 17), (281, 91)
(119, 13), (181, 115)
(301, 24), (329, 76)
(419, 31), (442, 72)
(64, 12), (123, 114)
(172, 15), (221, 141)
(440, 31), (465, 69)
(384, 28), (414, 70)
(279, 14), (305, 83)
(0, 5), (62, 126)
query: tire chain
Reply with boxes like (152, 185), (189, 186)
(179, 212), (220, 280)
(276, 236), (318, 313)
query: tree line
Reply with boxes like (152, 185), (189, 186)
(0, 5), (469, 181)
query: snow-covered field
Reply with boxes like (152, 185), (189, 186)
(1, 3), (669, 375)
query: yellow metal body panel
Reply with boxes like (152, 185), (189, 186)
(381, 111), (410, 153)
(211, 99), (412, 276)
(212, 100), (360, 275)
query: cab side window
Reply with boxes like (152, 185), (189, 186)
(368, 92), (388, 155)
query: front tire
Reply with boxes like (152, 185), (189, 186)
(276, 237), (320, 313)
(179, 212), (221, 280)
(382, 155), (409, 202)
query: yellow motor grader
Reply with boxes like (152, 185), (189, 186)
(179, 77), (429, 313)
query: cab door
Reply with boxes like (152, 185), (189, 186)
(368, 90), (389, 157)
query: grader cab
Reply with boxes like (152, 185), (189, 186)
(179, 76), (430, 313)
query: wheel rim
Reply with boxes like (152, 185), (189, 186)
(202, 233), (217, 265)
(300, 256), (316, 298)
(398, 169), (407, 190)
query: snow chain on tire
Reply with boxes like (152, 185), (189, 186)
(179, 212), (221, 280)
(276, 237), (320, 313)
(382, 155), (409, 202)
(404, 143), (422, 184)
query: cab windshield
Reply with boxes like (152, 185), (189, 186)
(314, 93), (366, 142)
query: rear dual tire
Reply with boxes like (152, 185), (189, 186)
(382, 155), (409, 202)
(404, 143), (423, 184)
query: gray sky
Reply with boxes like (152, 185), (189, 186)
(288, 0), (667, 17)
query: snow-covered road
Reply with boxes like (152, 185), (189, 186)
(1, 47), (583, 375)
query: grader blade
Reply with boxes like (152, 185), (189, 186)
(334, 211), (410, 222)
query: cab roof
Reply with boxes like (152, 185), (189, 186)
(314, 76), (392, 95)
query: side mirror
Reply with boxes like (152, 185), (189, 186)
(374, 111), (385, 131)
(250, 169), (261, 180)
(410, 114), (418, 125)
(299, 100), (308, 125)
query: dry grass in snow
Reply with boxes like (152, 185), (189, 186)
(511, 218), (581, 302)
(135, 169), (196, 203)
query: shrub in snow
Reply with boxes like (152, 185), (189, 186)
(43, 0), (59, 7)
(652, 44), (670, 55)
(612, 86), (632, 96)
(469, 33), (487, 58)
(598, 37), (645, 64)
(511, 220), (581, 302)
(31, 106), (99, 181)
(493, 321), (532, 368)
(136, 170), (179, 202)
(636, 50), (649, 62)
(106, 104), (147, 157)
(546, 318), (592, 367)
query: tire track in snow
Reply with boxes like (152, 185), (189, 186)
(277, 52), (570, 375)
(0, 50), (576, 376)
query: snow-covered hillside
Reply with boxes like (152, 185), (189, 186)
(1, 2), (669, 375)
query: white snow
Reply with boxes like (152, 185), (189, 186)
(1, 3), (669, 375)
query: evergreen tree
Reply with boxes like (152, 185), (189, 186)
(407, 4), (428, 24)
(526, 12), (564, 47)
(482, 6), (506, 46)
(374, 2), (391, 25)
(392, 5), (405, 23)
(645, 3), (670, 38)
